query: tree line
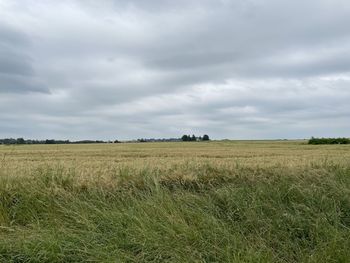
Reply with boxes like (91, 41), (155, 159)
(181, 134), (210, 141)
(0, 135), (211, 145)
(308, 137), (350, 145)
(0, 138), (119, 145)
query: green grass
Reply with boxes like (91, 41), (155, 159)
(1, 159), (350, 262)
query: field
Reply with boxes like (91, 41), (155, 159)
(0, 141), (350, 262)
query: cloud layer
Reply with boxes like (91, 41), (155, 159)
(1, 0), (350, 139)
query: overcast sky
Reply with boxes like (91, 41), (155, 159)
(1, 0), (350, 140)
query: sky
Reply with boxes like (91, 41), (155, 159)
(1, 0), (350, 140)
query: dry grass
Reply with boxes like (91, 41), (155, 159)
(1, 140), (349, 180)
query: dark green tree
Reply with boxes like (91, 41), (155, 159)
(202, 134), (210, 141)
(16, 138), (25, 144)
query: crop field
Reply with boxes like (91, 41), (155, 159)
(1, 141), (350, 262)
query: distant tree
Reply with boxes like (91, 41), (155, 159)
(202, 134), (210, 141)
(45, 139), (55, 144)
(16, 138), (25, 144)
(181, 135), (189, 141)
(198, 136), (202, 141)
(2, 138), (16, 145)
(114, 140), (121, 143)
(191, 135), (196, 141)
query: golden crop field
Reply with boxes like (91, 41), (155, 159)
(1, 140), (349, 180)
(1, 141), (350, 262)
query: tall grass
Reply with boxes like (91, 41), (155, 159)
(1, 161), (350, 262)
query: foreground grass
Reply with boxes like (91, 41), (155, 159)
(1, 160), (350, 262)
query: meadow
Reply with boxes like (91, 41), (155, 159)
(0, 140), (350, 262)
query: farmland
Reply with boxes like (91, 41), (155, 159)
(1, 141), (350, 262)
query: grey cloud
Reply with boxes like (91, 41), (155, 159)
(0, 0), (350, 139)
(0, 23), (48, 93)
(0, 23), (30, 47)
(0, 50), (34, 76)
(0, 74), (48, 93)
